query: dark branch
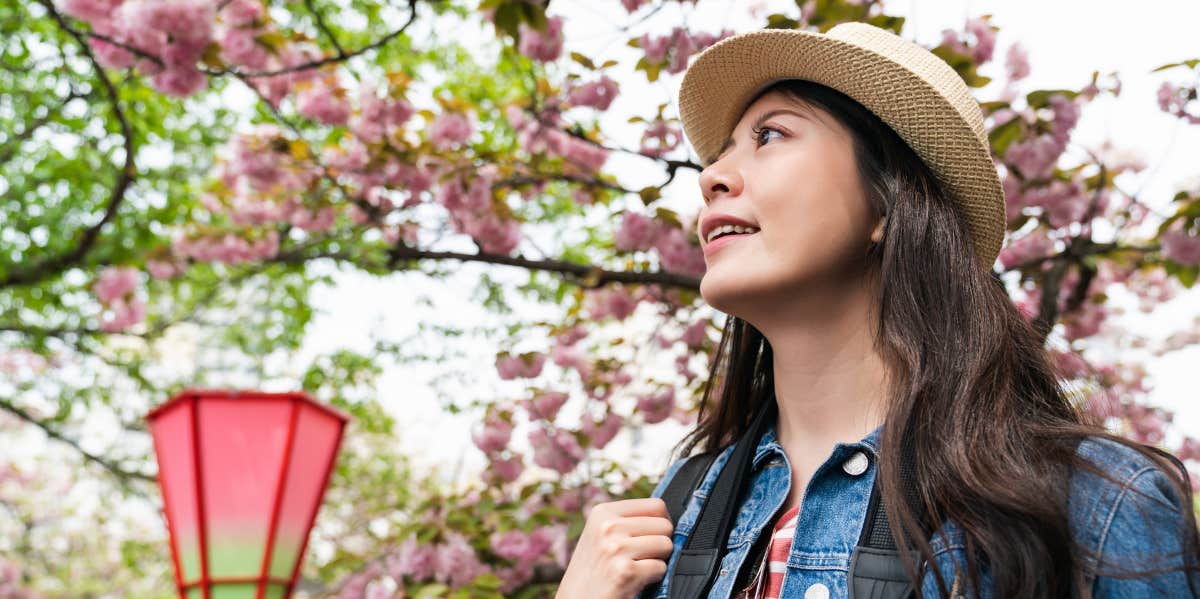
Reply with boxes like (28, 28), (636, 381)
(304, 0), (346, 56)
(266, 243), (702, 291)
(0, 396), (155, 485)
(6, 1), (138, 289)
(222, 0), (420, 78)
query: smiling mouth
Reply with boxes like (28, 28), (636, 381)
(703, 230), (758, 252)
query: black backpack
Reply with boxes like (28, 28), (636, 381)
(638, 400), (923, 599)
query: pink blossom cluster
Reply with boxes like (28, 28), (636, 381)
(528, 425), (584, 474)
(640, 119), (683, 158)
(681, 320), (709, 349)
(495, 351), (546, 380)
(656, 226), (707, 276)
(940, 16), (996, 65)
(637, 387), (676, 424)
(215, 127), (327, 226)
(1157, 82), (1200, 124)
(620, 0), (650, 12)
(245, 43), (326, 107)
(614, 211), (663, 252)
(296, 76), (351, 126)
(0, 557), (41, 599)
(1161, 224), (1200, 265)
(388, 531), (490, 589)
(613, 211), (705, 275)
(639, 27), (733, 75)
(145, 258), (187, 279)
(488, 453), (525, 483)
(523, 391), (568, 422)
(1004, 94), (1081, 183)
(998, 228), (1056, 270)
(580, 409), (623, 449)
(488, 526), (562, 592)
(92, 266), (146, 333)
(550, 341), (591, 380)
(556, 323), (588, 346)
(471, 409), (514, 455)
(352, 81), (416, 144)
(437, 169), (522, 255)
(505, 104), (611, 173)
(172, 229), (280, 264)
(566, 75), (620, 111)
(428, 112), (474, 151)
(551, 483), (612, 517)
(584, 283), (640, 321)
(60, 0), (215, 97)
(517, 15), (564, 63)
(215, 0), (271, 69)
(1005, 43), (1031, 82)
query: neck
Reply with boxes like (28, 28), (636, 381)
(751, 277), (889, 454)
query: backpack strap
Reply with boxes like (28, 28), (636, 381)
(636, 451), (716, 599)
(849, 445), (926, 599)
(667, 399), (778, 599)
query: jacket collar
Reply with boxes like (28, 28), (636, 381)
(752, 412), (883, 469)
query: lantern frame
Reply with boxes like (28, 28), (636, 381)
(147, 389), (349, 599)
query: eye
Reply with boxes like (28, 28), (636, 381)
(751, 125), (784, 148)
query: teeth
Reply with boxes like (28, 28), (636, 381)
(706, 224), (760, 243)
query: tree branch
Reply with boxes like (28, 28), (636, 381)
(304, 0), (345, 56)
(5, 1), (138, 289)
(0, 396), (155, 485)
(266, 243), (702, 291)
(222, 0), (420, 78)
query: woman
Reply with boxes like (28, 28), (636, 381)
(555, 22), (1200, 599)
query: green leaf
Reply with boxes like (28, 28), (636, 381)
(639, 186), (662, 205)
(988, 117), (1023, 158)
(1026, 89), (1080, 109)
(570, 51), (596, 70)
(764, 13), (800, 29)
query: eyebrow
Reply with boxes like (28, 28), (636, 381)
(713, 108), (811, 161)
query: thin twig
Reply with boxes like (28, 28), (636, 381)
(5, 1), (138, 289)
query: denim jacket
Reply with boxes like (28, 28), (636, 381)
(646, 418), (1195, 598)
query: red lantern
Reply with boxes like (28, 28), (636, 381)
(147, 389), (348, 599)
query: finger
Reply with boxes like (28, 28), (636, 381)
(623, 533), (676, 560)
(605, 516), (675, 538)
(610, 497), (669, 518)
(630, 557), (669, 586)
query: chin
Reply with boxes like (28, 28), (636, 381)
(699, 272), (765, 319)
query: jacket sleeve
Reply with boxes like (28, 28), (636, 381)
(1090, 463), (1200, 597)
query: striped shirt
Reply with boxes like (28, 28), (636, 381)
(734, 502), (801, 599)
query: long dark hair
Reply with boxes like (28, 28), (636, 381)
(673, 79), (1200, 598)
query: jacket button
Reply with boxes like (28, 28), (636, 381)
(804, 583), (830, 599)
(842, 451), (870, 476)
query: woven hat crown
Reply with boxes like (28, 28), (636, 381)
(678, 21), (1006, 268)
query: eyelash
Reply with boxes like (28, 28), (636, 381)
(750, 124), (784, 147)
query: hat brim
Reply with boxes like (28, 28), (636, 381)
(678, 27), (1005, 269)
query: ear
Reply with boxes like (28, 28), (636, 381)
(870, 216), (887, 244)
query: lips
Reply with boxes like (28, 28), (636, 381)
(702, 229), (758, 255)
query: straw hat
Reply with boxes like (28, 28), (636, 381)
(677, 22), (1006, 269)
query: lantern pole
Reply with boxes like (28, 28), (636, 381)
(190, 396), (213, 599)
(284, 416), (346, 596)
(256, 400), (300, 599)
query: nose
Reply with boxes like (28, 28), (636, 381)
(698, 156), (744, 205)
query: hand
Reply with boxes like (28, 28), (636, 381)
(555, 498), (676, 599)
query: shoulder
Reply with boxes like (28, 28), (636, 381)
(650, 445), (734, 500)
(1068, 435), (1195, 586)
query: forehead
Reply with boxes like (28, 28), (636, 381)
(737, 88), (831, 128)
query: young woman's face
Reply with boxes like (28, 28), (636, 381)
(695, 89), (885, 317)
